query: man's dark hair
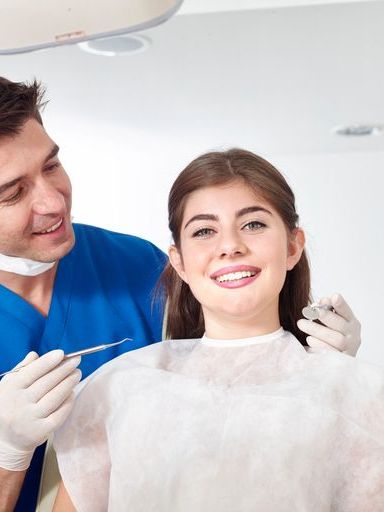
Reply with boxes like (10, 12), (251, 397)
(0, 77), (47, 137)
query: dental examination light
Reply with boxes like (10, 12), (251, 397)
(0, 0), (183, 54)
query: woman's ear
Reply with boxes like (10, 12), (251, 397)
(286, 228), (305, 271)
(168, 245), (189, 283)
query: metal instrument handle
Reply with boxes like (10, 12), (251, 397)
(0, 337), (132, 378)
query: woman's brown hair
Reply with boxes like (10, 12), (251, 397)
(159, 148), (311, 345)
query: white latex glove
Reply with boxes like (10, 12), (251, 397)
(0, 350), (81, 471)
(297, 293), (361, 356)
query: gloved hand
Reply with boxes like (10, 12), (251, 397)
(297, 293), (361, 356)
(0, 350), (81, 471)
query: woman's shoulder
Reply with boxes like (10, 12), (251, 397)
(303, 346), (384, 443)
(282, 330), (383, 389)
(306, 346), (384, 392)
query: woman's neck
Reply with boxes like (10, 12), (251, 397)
(204, 315), (281, 340)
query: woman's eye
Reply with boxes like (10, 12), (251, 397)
(243, 220), (266, 231)
(192, 227), (215, 238)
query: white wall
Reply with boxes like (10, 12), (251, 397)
(278, 151), (384, 365)
(48, 109), (384, 365)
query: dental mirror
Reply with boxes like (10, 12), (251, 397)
(302, 304), (334, 321)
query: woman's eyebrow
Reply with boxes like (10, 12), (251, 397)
(236, 206), (272, 218)
(184, 214), (218, 229)
(184, 206), (272, 230)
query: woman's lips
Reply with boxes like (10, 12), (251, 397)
(210, 265), (261, 289)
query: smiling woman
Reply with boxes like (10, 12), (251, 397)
(163, 149), (308, 342)
(168, 179), (305, 340)
(53, 149), (384, 512)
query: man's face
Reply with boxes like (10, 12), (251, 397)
(0, 118), (74, 262)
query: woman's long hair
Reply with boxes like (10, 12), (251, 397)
(159, 148), (311, 345)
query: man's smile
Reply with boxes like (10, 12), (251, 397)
(33, 217), (64, 235)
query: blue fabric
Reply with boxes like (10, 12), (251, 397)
(0, 224), (166, 512)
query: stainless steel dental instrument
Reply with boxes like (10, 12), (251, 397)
(0, 338), (131, 378)
(63, 338), (131, 359)
(302, 304), (334, 321)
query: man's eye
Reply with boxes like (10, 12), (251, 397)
(192, 228), (215, 238)
(243, 220), (266, 231)
(2, 189), (23, 204)
(45, 161), (61, 172)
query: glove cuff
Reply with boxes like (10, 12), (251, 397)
(0, 446), (34, 471)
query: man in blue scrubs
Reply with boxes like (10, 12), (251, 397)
(0, 77), (361, 511)
(0, 77), (165, 511)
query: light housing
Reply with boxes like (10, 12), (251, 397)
(0, 0), (182, 54)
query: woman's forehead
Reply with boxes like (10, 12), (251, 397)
(182, 180), (274, 216)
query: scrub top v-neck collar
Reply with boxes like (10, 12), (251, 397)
(39, 247), (77, 353)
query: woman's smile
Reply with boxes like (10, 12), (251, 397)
(210, 264), (261, 288)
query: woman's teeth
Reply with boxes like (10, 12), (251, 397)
(215, 270), (255, 283)
(38, 218), (63, 234)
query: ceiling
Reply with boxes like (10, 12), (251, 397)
(0, 0), (382, 155)
(178, 0), (380, 14)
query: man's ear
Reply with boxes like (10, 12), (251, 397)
(286, 228), (305, 271)
(168, 245), (188, 283)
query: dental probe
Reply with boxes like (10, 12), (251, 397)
(63, 337), (132, 358)
(0, 337), (132, 378)
(302, 304), (334, 321)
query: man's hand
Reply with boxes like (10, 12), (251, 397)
(0, 350), (81, 471)
(297, 293), (361, 356)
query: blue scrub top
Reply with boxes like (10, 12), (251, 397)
(0, 224), (166, 511)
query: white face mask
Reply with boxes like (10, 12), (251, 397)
(0, 253), (56, 276)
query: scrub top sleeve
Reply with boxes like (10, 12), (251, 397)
(151, 241), (167, 260)
(149, 241), (168, 273)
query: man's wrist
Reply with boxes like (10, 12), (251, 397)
(0, 466), (27, 512)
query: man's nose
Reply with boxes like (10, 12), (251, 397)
(31, 180), (65, 214)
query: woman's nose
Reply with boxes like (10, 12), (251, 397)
(216, 231), (247, 258)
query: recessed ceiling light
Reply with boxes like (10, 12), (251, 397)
(78, 34), (151, 57)
(331, 124), (383, 137)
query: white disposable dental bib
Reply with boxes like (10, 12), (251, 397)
(54, 329), (384, 511)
